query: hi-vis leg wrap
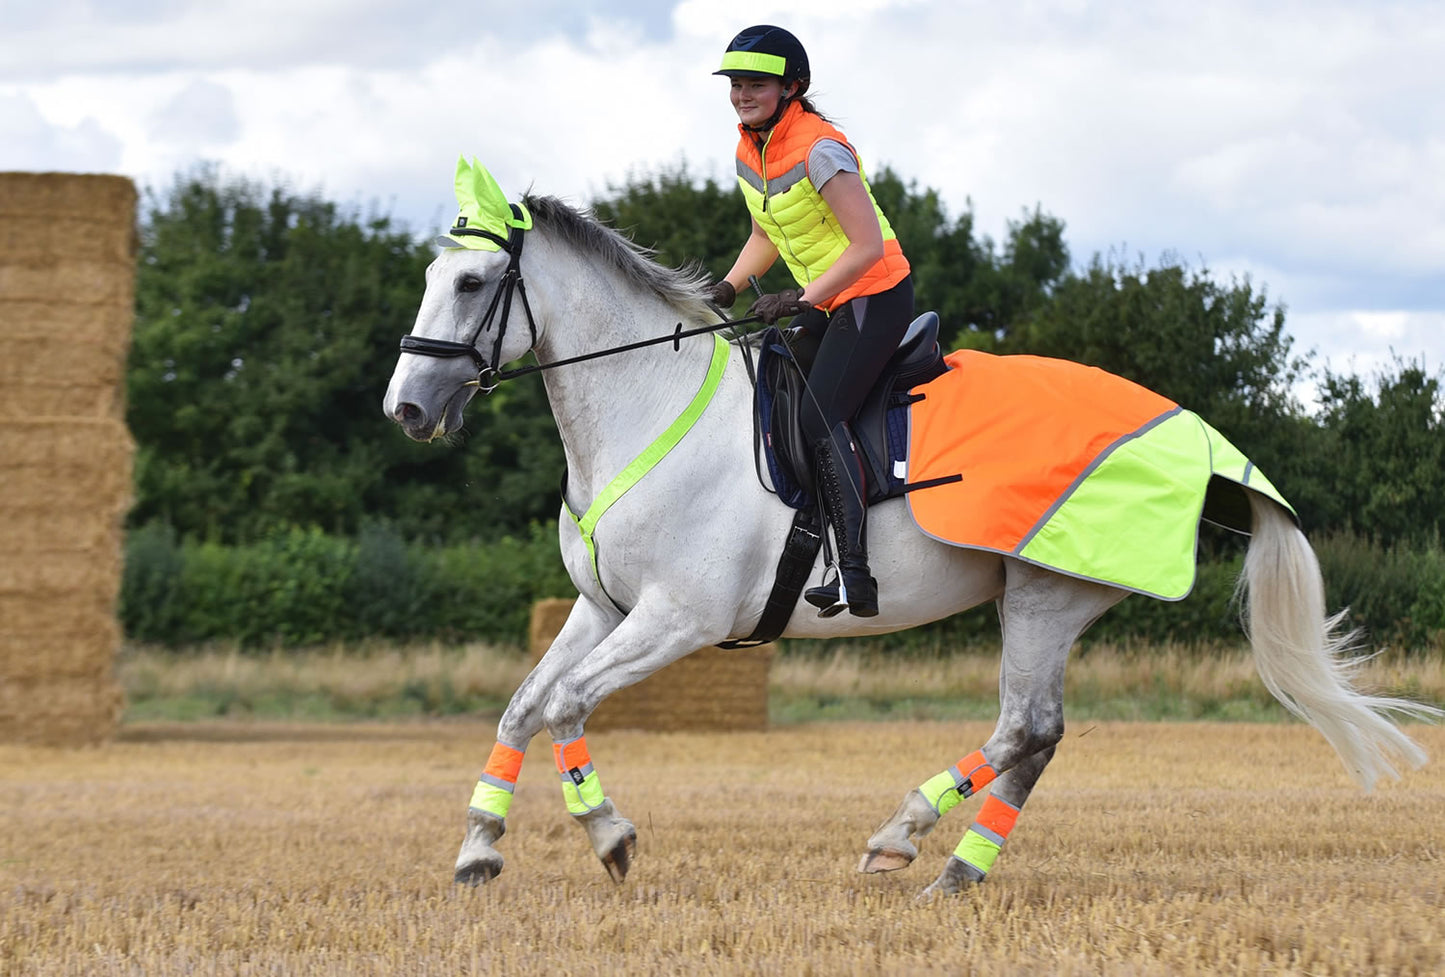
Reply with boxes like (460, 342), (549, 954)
(469, 741), (526, 819)
(951, 793), (1022, 877)
(918, 749), (997, 817)
(553, 735), (606, 816)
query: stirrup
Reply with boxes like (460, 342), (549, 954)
(804, 567), (846, 617)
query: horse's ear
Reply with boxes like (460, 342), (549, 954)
(463, 157), (512, 225)
(453, 155), (474, 208)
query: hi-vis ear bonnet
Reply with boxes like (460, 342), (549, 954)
(435, 156), (532, 252)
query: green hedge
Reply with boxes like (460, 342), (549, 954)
(121, 522), (577, 648)
(121, 523), (1445, 653)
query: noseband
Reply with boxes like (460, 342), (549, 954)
(397, 205), (537, 393)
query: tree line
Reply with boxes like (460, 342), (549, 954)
(128, 163), (1443, 551)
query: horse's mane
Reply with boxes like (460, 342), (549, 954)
(522, 194), (718, 320)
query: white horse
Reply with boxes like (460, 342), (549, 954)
(383, 191), (1439, 897)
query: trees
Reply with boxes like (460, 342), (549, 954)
(128, 162), (1441, 551)
(130, 168), (446, 540)
(1312, 359), (1445, 546)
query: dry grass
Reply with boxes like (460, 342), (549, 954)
(119, 642), (533, 720)
(118, 641), (1445, 725)
(2, 720), (1442, 975)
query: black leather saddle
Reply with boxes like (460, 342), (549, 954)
(755, 311), (949, 510)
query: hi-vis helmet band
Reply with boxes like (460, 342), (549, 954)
(436, 156), (533, 251)
(717, 50), (787, 77)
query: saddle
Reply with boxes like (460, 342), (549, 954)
(720, 313), (953, 648)
(755, 312), (950, 510)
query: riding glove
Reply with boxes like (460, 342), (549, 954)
(749, 289), (813, 325)
(703, 280), (736, 308)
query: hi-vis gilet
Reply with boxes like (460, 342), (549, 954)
(734, 101), (909, 311)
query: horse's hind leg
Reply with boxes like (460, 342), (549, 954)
(861, 565), (1124, 895)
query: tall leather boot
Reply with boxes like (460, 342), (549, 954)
(804, 422), (878, 618)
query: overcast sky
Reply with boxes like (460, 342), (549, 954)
(4, 0), (1441, 390)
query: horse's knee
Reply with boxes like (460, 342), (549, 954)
(993, 711), (1063, 766)
(541, 679), (588, 736)
(1023, 714), (1064, 756)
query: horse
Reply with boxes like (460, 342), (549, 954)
(383, 189), (1439, 897)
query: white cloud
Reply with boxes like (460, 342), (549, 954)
(0, 91), (122, 171)
(147, 78), (239, 149)
(2, 0), (1442, 371)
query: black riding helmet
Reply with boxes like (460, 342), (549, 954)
(715, 25), (811, 131)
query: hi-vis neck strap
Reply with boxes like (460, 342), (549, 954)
(564, 334), (730, 604)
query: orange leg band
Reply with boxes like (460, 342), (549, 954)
(975, 794), (1021, 838)
(553, 736), (591, 774)
(483, 742), (525, 784)
(956, 749), (996, 795)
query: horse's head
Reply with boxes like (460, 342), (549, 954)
(384, 158), (537, 442)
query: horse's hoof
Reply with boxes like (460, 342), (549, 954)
(453, 855), (503, 887)
(600, 828), (637, 884)
(919, 856), (985, 898)
(454, 808), (506, 887)
(858, 848), (914, 874)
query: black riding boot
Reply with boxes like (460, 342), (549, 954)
(804, 423), (878, 618)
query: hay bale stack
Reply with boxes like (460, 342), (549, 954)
(527, 598), (772, 732)
(0, 173), (135, 746)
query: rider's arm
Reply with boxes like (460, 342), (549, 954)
(797, 170), (884, 308)
(721, 218), (779, 293)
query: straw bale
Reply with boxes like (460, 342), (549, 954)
(0, 418), (135, 503)
(527, 598), (772, 732)
(0, 299), (134, 345)
(0, 172), (136, 219)
(0, 593), (117, 635)
(0, 384), (124, 421)
(0, 215), (135, 266)
(0, 504), (120, 552)
(0, 260), (137, 307)
(528, 598), (578, 656)
(0, 629), (119, 682)
(0, 173), (132, 747)
(0, 337), (127, 388)
(0, 547), (122, 596)
(0, 673), (123, 746)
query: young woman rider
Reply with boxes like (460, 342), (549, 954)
(705, 25), (914, 618)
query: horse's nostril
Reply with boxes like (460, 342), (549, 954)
(394, 402), (423, 424)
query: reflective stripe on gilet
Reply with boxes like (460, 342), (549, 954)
(734, 101), (910, 311)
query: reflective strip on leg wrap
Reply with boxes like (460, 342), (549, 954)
(919, 748), (996, 816)
(469, 740), (526, 818)
(553, 735), (606, 815)
(952, 794), (1021, 877)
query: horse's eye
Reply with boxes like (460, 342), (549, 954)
(458, 275), (483, 293)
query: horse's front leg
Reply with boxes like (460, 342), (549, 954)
(453, 597), (619, 886)
(538, 603), (716, 884)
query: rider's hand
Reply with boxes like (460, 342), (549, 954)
(749, 289), (813, 325)
(704, 280), (736, 309)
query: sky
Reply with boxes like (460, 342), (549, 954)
(3, 0), (1442, 392)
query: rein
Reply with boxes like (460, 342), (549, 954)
(397, 211), (762, 392)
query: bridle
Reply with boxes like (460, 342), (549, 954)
(397, 210), (760, 393)
(397, 205), (538, 393)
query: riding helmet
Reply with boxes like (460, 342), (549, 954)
(714, 25), (810, 95)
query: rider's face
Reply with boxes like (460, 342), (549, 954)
(730, 76), (790, 127)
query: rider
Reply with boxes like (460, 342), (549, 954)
(706, 25), (914, 619)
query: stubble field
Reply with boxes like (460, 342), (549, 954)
(2, 719), (1442, 976)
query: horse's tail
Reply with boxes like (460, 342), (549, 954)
(1239, 492), (1442, 791)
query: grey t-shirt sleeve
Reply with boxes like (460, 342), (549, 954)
(808, 139), (859, 191)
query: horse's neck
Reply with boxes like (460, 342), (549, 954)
(531, 249), (730, 503)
